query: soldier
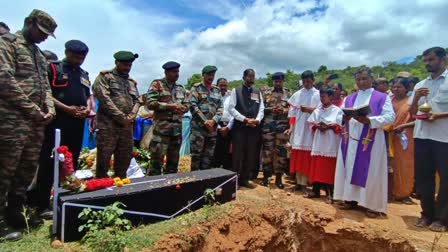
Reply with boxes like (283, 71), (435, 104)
(29, 40), (91, 218)
(0, 9), (57, 241)
(0, 22), (10, 35)
(92, 51), (142, 179)
(146, 61), (189, 175)
(261, 72), (291, 188)
(189, 66), (223, 170)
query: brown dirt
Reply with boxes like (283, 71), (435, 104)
(149, 177), (447, 252)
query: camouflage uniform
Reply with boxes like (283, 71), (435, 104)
(262, 87), (291, 177)
(189, 83), (223, 170)
(146, 78), (189, 175)
(0, 31), (55, 219)
(92, 68), (141, 178)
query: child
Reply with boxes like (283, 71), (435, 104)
(305, 88), (343, 203)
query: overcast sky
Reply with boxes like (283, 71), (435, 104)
(2, 0), (447, 92)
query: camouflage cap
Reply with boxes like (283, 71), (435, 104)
(28, 9), (57, 38)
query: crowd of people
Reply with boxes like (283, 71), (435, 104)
(0, 9), (447, 243)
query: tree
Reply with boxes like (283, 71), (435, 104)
(186, 73), (202, 90)
(317, 65), (328, 73)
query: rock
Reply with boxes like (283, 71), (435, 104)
(51, 240), (63, 249)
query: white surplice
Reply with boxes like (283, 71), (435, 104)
(333, 88), (395, 213)
(288, 87), (321, 151)
(307, 104), (343, 157)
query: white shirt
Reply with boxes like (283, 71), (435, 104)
(220, 92), (234, 129)
(288, 87), (321, 150)
(408, 69), (448, 143)
(307, 104), (343, 157)
(228, 86), (265, 123)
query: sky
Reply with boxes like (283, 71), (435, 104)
(2, 0), (447, 92)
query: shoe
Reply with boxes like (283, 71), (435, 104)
(262, 177), (269, 187)
(415, 216), (431, 228)
(275, 174), (284, 189)
(303, 191), (320, 198)
(6, 208), (44, 229)
(38, 208), (53, 220)
(429, 221), (447, 232)
(0, 219), (22, 242)
(239, 181), (256, 189)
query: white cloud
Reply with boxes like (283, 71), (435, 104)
(2, 0), (447, 93)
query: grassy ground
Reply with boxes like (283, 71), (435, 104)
(0, 203), (233, 252)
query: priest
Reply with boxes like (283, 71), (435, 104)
(334, 67), (395, 217)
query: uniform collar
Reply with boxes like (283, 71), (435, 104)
(112, 68), (129, 79)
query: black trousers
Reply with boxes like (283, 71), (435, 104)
(28, 116), (85, 210)
(415, 138), (448, 224)
(212, 131), (233, 170)
(232, 125), (261, 182)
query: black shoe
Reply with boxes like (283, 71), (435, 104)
(262, 177), (269, 187)
(275, 174), (284, 189)
(239, 180), (256, 189)
(6, 208), (44, 229)
(38, 208), (53, 220)
(0, 219), (22, 242)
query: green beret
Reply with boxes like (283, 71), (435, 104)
(114, 51), (139, 62)
(202, 65), (217, 74)
(28, 9), (57, 38)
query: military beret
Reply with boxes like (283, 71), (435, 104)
(114, 51), (138, 62)
(202, 65), (217, 74)
(28, 9), (57, 38)
(65, 40), (89, 54)
(272, 72), (285, 80)
(162, 61), (180, 70)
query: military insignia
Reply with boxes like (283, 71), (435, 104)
(176, 90), (185, 99)
(81, 77), (90, 88)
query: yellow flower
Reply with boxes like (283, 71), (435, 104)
(115, 181), (124, 187)
(122, 178), (131, 184)
(113, 177), (121, 182)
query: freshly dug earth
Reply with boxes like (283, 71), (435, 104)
(150, 178), (447, 252)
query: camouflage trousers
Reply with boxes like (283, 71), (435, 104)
(0, 119), (44, 217)
(149, 133), (181, 175)
(262, 129), (289, 177)
(190, 128), (217, 171)
(96, 126), (133, 179)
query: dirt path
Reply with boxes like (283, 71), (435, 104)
(151, 179), (447, 252)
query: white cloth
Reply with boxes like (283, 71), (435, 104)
(288, 87), (321, 150)
(408, 69), (448, 143)
(307, 104), (343, 157)
(228, 86), (265, 122)
(333, 88), (395, 213)
(220, 92), (234, 129)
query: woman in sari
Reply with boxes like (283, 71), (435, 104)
(387, 78), (415, 204)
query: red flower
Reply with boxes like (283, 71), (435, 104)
(57, 146), (69, 154)
(132, 151), (139, 158)
(85, 178), (114, 191)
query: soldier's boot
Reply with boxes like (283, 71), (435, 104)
(275, 174), (284, 189)
(262, 171), (270, 187)
(0, 218), (22, 242)
(6, 194), (44, 230)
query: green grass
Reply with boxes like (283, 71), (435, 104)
(0, 203), (233, 252)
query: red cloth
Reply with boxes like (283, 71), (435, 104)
(288, 117), (296, 126)
(332, 99), (343, 107)
(309, 155), (337, 185)
(290, 149), (312, 175)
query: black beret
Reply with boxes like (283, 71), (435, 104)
(162, 61), (180, 70)
(65, 40), (89, 54)
(114, 51), (138, 62)
(272, 72), (285, 80)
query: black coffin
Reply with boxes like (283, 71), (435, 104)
(57, 168), (237, 241)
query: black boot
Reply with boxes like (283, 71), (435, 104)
(0, 219), (22, 242)
(262, 176), (269, 187)
(275, 174), (284, 189)
(6, 207), (44, 230)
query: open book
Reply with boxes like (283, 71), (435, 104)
(342, 104), (371, 117)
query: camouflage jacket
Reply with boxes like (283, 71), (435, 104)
(262, 87), (291, 131)
(189, 82), (223, 132)
(0, 31), (55, 121)
(92, 68), (141, 129)
(146, 78), (189, 136)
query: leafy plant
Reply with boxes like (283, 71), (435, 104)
(204, 188), (216, 205)
(78, 202), (132, 252)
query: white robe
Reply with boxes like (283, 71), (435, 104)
(307, 104), (343, 158)
(333, 88), (395, 213)
(288, 87), (321, 151)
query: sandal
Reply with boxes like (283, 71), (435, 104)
(429, 221), (447, 232)
(365, 210), (381, 218)
(400, 197), (415, 205)
(303, 191), (320, 198)
(415, 217), (431, 228)
(338, 202), (356, 210)
(325, 196), (334, 204)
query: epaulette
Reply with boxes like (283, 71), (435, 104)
(1, 33), (17, 42)
(129, 78), (137, 87)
